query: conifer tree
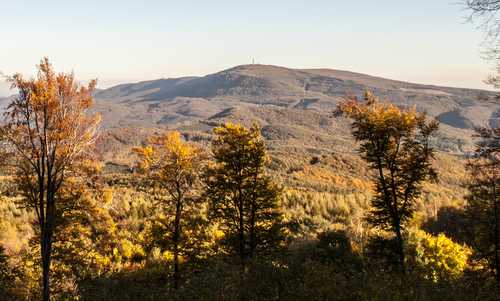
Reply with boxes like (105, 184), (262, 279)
(203, 123), (282, 269)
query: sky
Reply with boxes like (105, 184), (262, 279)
(0, 0), (495, 96)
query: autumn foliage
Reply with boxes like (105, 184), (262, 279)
(134, 131), (205, 289)
(0, 58), (100, 301)
(1, 60), (500, 300)
(204, 123), (283, 267)
(338, 91), (439, 273)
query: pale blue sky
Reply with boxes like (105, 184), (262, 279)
(0, 0), (493, 96)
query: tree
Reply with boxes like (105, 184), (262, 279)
(465, 0), (500, 42)
(337, 91), (439, 273)
(407, 230), (471, 282)
(465, 127), (500, 281)
(134, 131), (205, 289)
(0, 58), (101, 301)
(203, 123), (282, 270)
(465, 1), (500, 87)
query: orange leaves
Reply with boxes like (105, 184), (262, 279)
(0, 57), (102, 229)
(3, 58), (100, 169)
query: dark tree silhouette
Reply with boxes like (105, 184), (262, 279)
(204, 123), (282, 271)
(466, 127), (500, 281)
(337, 91), (439, 273)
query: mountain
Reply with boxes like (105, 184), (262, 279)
(94, 64), (499, 130)
(92, 65), (492, 210)
(92, 65), (499, 165)
(0, 64), (492, 213)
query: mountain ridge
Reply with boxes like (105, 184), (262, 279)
(96, 64), (497, 101)
(2, 65), (499, 165)
(93, 64), (499, 131)
(87, 64), (500, 170)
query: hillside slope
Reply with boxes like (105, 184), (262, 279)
(93, 64), (499, 163)
(95, 64), (499, 130)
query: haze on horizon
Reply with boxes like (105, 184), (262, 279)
(0, 0), (494, 96)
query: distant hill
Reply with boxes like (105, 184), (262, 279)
(91, 65), (488, 211)
(92, 65), (499, 163)
(0, 64), (489, 171)
(2, 64), (496, 207)
(94, 64), (499, 131)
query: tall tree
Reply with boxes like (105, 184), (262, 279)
(134, 131), (205, 289)
(203, 123), (282, 270)
(466, 127), (500, 281)
(0, 58), (100, 301)
(337, 92), (438, 273)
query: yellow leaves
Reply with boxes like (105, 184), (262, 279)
(162, 250), (174, 261)
(113, 247), (120, 259)
(1, 58), (102, 234)
(138, 131), (203, 169)
(134, 145), (155, 171)
(119, 239), (145, 262)
(211, 122), (267, 167)
(338, 90), (422, 135)
(12, 58), (95, 119)
(213, 228), (225, 240)
(80, 158), (103, 175)
(213, 122), (262, 143)
(297, 165), (346, 185)
(162, 131), (185, 153)
(350, 177), (372, 191)
(214, 122), (247, 136)
(294, 165), (371, 191)
(409, 230), (471, 282)
(103, 188), (114, 205)
(160, 131), (201, 166)
(144, 145), (155, 157)
(119, 239), (134, 259)
(91, 252), (112, 270)
(160, 250), (186, 263)
(135, 131), (205, 195)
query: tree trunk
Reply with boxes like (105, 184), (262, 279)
(249, 203), (256, 261)
(492, 180), (499, 282)
(394, 222), (406, 274)
(173, 196), (182, 289)
(41, 229), (53, 301)
(238, 197), (246, 269)
(41, 190), (55, 301)
(238, 197), (247, 301)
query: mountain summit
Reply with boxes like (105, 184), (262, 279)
(94, 64), (499, 131)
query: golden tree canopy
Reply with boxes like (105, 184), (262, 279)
(1, 57), (101, 181)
